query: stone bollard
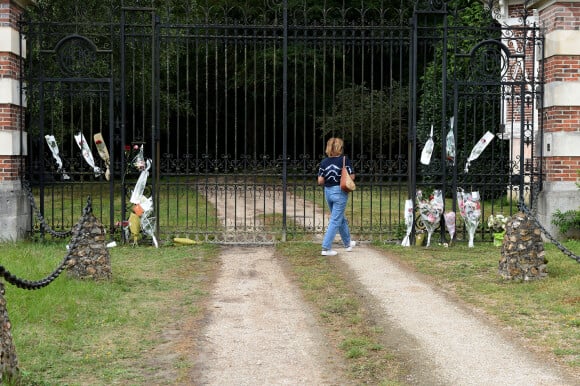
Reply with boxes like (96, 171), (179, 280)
(0, 282), (19, 382)
(67, 212), (112, 280)
(498, 211), (547, 281)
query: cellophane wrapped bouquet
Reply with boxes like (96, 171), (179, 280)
(401, 199), (414, 247)
(487, 213), (508, 233)
(416, 189), (444, 247)
(443, 211), (456, 245)
(457, 189), (481, 247)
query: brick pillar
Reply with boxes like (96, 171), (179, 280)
(533, 1), (580, 237)
(0, 0), (31, 240)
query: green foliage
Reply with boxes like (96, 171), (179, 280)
(551, 209), (580, 235)
(551, 170), (580, 237)
(319, 82), (409, 155)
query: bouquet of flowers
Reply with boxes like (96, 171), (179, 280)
(401, 199), (414, 247)
(444, 211), (456, 244)
(74, 132), (103, 177)
(464, 131), (495, 173)
(416, 189), (444, 247)
(487, 214), (508, 233)
(488, 213), (508, 247)
(45, 135), (71, 180)
(457, 188), (481, 248)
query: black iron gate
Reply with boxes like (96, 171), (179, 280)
(410, 1), (543, 243)
(22, 1), (543, 245)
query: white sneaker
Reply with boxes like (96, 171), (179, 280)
(321, 250), (338, 256)
(345, 241), (356, 252)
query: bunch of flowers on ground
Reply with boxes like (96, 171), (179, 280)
(443, 211), (456, 244)
(401, 199), (414, 247)
(457, 189), (481, 248)
(488, 213), (509, 247)
(487, 213), (508, 233)
(416, 189), (444, 247)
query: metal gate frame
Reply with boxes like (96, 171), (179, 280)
(22, 1), (543, 245)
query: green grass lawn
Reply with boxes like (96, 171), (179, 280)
(2, 241), (219, 385)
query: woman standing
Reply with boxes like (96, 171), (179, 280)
(317, 137), (356, 256)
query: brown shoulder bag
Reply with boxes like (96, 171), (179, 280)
(340, 156), (356, 193)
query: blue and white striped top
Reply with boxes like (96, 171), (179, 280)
(318, 156), (354, 187)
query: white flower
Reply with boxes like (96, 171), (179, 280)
(487, 214), (508, 232)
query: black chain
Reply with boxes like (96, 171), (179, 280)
(0, 198), (91, 290)
(22, 180), (73, 238)
(518, 198), (580, 264)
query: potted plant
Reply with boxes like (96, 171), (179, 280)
(415, 230), (426, 247)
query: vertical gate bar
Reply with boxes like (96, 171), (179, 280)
(291, 21), (298, 233)
(203, 23), (210, 234)
(153, 13), (161, 239)
(272, 24), (278, 233)
(282, 0), (288, 241)
(452, 81), (458, 214)
(252, 29), (258, 233)
(369, 28), (375, 234)
(518, 41), (526, 203)
(241, 28), (248, 231)
(313, 27), (322, 230)
(108, 80), (115, 239)
(409, 11), (418, 242)
(39, 80), (45, 238)
(439, 10), (448, 243)
(120, 8), (127, 242)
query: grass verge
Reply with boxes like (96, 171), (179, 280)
(277, 242), (409, 385)
(3, 241), (219, 385)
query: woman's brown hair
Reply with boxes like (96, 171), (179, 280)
(325, 137), (344, 157)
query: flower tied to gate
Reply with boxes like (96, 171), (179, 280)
(487, 213), (508, 233)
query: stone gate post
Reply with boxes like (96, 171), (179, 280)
(532, 1), (580, 237)
(0, 0), (32, 240)
(501, 1), (580, 238)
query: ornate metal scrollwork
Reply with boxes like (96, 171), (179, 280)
(54, 34), (98, 76)
(469, 40), (509, 81)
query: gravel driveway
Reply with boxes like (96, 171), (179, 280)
(192, 244), (578, 386)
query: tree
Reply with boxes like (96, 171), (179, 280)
(319, 82), (408, 158)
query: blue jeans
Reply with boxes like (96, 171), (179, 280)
(322, 186), (351, 250)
